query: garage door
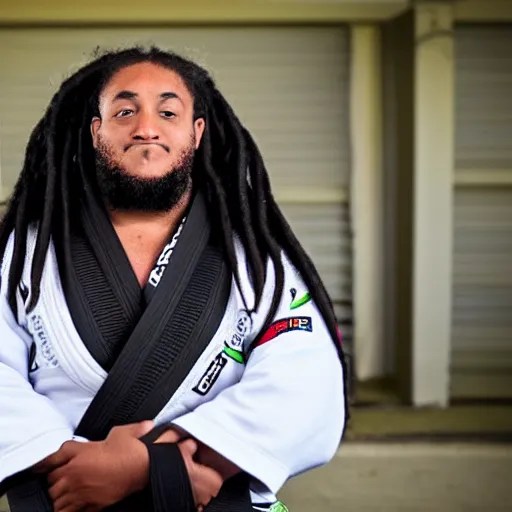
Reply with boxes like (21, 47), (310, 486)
(0, 27), (352, 333)
(452, 25), (512, 398)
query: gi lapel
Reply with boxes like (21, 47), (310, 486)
(5, 193), (252, 512)
(75, 192), (232, 440)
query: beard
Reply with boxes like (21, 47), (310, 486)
(94, 136), (195, 212)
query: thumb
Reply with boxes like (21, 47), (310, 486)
(112, 420), (155, 439)
(179, 438), (199, 458)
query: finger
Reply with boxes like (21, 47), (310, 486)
(53, 494), (89, 512)
(57, 507), (86, 512)
(201, 466), (224, 493)
(109, 420), (155, 439)
(48, 476), (69, 502)
(47, 464), (68, 486)
(154, 427), (184, 444)
(33, 444), (77, 474)
(53, 494), (77, 512)
(179, 439), (199, 458)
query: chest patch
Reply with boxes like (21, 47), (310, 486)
(192, 353), (228, 396)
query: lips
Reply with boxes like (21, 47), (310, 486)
(125, 142), (170, 152)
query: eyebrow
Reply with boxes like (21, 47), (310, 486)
(112, 90), (182, 104)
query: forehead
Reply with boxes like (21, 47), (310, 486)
(100, 62), (192, 106)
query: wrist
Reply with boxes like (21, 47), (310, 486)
(130, 439), (151, 492)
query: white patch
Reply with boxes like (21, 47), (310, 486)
(224, 310), (252, 353)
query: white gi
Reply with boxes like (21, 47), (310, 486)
(0, 227), (345, 503)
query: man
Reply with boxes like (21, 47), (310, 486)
(0, 47), (348, 512)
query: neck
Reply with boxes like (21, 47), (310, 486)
(108, 190), (192, 287)
(109, 190), (192, 238)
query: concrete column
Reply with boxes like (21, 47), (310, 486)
(350, 25), (385, 381)
(412, 2), (454, 406)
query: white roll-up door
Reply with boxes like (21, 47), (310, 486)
(452, 25), (512, 398)
(0, 27), (352, 333)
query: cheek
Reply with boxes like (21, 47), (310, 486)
(169, 127), (196, 150)
(99, 131), (126, 157)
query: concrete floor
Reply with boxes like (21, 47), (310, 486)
(278, 442), (512, 511)
(2, 442), (512, 511)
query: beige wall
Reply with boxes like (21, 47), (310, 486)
(454, 0), (512, 21)
(0, 0), (408, 24)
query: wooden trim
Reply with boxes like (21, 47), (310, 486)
(454, 0), (512, 22)
(455, 169), (512, 186)
(0, 1), (410, 25)
(273, 187), (348, 204)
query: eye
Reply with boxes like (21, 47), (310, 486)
(115, 109), (134, 118)
(161, 111), (176, 119)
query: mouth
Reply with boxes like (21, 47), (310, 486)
(125, 142), (170, 153)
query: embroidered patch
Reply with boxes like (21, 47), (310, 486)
(290, 291), (311, 310)
(223, 310), (253, 363)
(193, 353), (227, 396)
(289, 287), (311, 310)
(254, 317), (312, 348)
(223, 344), (245, 364)
(28, 315), (59, 369)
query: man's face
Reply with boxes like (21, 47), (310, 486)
(91, 62), (205, 182)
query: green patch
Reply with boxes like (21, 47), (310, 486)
(270, 502), (289, 512)
(290, 292), (311, 310)
(223, 344), (245, 364)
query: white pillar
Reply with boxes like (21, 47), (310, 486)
(412, 2), (454, 406)
(350, 25), (385, 381)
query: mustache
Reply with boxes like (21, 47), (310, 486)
(124, 142), (170, 153)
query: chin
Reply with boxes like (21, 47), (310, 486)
(123, 165), (174, 180)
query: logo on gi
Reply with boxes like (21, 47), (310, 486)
(225, 310), (252, 353)
(193, 353), (227, 396)
(28, 314), (59, 370)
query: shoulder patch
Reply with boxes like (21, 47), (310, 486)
(254, 316), (312, 349)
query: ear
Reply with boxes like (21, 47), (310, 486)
(193, 118), (206, 149)
(90, 116), (102, 148)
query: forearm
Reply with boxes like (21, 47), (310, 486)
(0, 365), (74, 483)
(153, 425), (240, 481)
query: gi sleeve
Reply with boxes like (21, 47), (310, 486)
(172, 253), (346, 495)
(0, 233), (74, 485)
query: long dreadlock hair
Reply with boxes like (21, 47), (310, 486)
(0, 46), (347, 381)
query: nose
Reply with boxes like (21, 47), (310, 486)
(132, 110), (160, 141)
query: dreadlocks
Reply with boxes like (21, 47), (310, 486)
(0, 46), (345, 368)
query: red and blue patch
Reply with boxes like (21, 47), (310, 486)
(254, 316), (312, 349)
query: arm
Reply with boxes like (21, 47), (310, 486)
(0, 237), (75, 486)
(171, 255), (346, 495)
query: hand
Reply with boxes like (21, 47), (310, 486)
(195, 443), (241, 483)
(34, 421), (154, 512)
(178, 439), (224, 510)
(154, 426), (187, 444)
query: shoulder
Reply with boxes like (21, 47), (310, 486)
(0, 225), (39, 294)
(232, 237), (311, 318)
